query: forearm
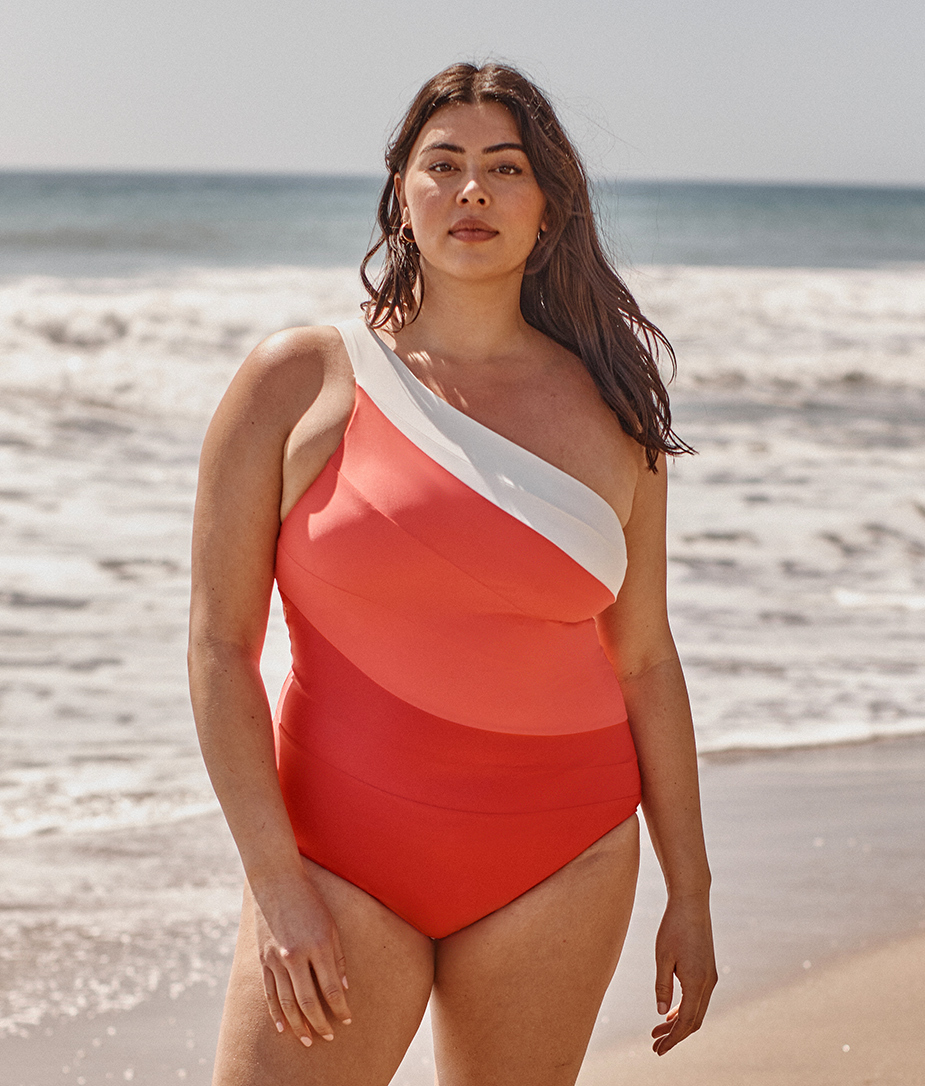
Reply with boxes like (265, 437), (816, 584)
(621, 651), (711, 899)
(190, 638), (354, 1040)
(189, 640), (304, 889)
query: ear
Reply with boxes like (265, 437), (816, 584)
(393, 173), (404, 210)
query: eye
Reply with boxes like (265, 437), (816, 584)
(494, 163), (523, 175)
(428, 161), (456, 173)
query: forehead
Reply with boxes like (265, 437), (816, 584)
(411, 101), (522, 154)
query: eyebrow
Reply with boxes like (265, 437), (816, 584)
(419, 141), (528, 156)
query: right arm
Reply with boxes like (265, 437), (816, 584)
(188, 326), (353, 1045)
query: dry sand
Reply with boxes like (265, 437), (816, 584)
(581, 931), (925, 1086)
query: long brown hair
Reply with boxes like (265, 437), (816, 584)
(360, 62), (692, 470)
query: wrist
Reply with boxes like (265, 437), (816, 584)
(665, 878), (712, 903)
(245, 855), (310, 897)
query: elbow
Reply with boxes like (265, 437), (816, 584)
(616, 646), (681, 688)
(600, 618), (680, 687)
(187, 625), (263, 685)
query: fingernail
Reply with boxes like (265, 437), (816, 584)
(301, 1036), (312, 1047)
(323, 1033), (334, 1041)
(276, 1021), (285, 1033)
(657, 1002), (668, 1015)
(342, 976), (349, 990)
(343, 1018), (352, 1026)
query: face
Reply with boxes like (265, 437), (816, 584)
(395, 101), (548, 283)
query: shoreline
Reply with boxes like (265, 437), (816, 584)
(3, 733), (923, 1085)
(700, 725), (925, 761)
(587, 733), (925, 1052)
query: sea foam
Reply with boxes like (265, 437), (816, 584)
(0, 261), (923, 835)
(2, 264), (925, 422)
(628, 264), (925, 393)
(0, 266), (363, 418)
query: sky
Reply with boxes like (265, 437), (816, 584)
(2, 0), (923, 185)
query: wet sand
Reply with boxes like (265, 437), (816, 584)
(3, 735), (924, 1085)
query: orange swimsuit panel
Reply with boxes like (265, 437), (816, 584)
(273, 321), (640, 938)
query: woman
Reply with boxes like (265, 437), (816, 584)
(189, 62), (716, 1086)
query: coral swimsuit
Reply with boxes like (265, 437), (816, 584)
(273, 319), (641, 938)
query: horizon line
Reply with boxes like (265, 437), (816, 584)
(0, 166), (923, 192)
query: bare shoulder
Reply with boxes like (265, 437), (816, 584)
(221, 324), (349, 429)
(246, 323), (344, 371)
(542, 334), (648, 525)
(197, 324), (353, 523)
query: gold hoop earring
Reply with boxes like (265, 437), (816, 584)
(400, 222), (415, 244)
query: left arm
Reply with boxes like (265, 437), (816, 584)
(596, 452), (718, 1055)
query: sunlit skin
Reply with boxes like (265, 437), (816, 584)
(380, 104), (643, 529)
(190, 96), (715, 1086)
(395, 101), (548, 291)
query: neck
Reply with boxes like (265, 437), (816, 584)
(394, 264), (534, 365)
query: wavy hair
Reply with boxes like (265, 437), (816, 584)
(360, 62), (692, 470)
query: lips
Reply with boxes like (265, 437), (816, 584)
(449, 218), (498, 241)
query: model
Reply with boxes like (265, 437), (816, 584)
(189, 61), (716, 1086)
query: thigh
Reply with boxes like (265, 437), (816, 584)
(213, 856), (435, 1086)
(430, 814), (640, 1086)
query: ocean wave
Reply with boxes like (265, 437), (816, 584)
(0, 266), (364, 418)
(1, 264), (925, 420)
(627, 264), (925, 394)
(0, 746), (219, 841)
(1, 260), (923, 823)
(696, 717), (925, 756)
(2, 718), (922, 844)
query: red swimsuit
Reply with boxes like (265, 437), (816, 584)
(273, 320), (640, 938)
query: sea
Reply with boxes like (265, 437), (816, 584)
(1, 172), (924, 1053)
(2, 171), (925, 277)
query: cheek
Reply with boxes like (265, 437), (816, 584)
(411, 186), (450, 233)
(519, 194), (548, 237)
(404, 177), (434, 210)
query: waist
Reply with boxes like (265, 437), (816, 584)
(276, 671), (638, 814)
(278, 588), (627, 736)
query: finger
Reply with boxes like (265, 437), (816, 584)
(332, 924), (350, 993)
(654, 990), (705, 1055)
(666, 966), (717, 1048)
(650, 1005), (679, 1036)
(272, 964), (314, 1047)
(654, 956), (675, 1017)
(685, 979), (716, 1037)
(650, 1004), (679, 1041)
(287, 956), (335, 1041)
(262, 964), (287, 1036)
(314, 937), (352, 1025)
(653, 1010), (693, 1054)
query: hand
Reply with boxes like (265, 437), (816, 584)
(650, 892), (717, 1055)
(250, 870), (353, 1046)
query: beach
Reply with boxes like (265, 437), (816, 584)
(2, 259), (924, 1082)
(3, 737), (923, 1084)
(582, 932), (925, 1086)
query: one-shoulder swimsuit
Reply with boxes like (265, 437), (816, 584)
(273, 319), (641, 939)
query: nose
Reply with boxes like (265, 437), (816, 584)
(458, 173), (488, 206)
